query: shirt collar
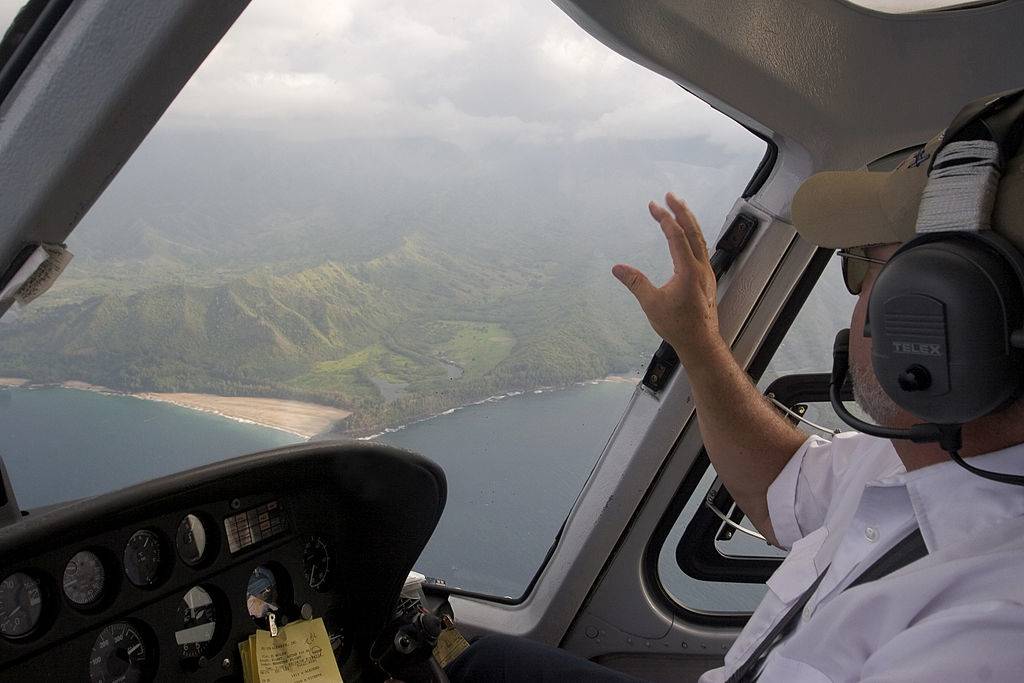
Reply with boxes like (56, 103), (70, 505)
(869, 443), (1024, 552)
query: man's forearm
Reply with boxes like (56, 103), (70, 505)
(682, 339), (807, 547)
(611, 193), (807, 546)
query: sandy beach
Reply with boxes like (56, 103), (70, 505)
(603, 373), (642, 384)
(23, 373), (630, 440)
(133, 392), (351, 439)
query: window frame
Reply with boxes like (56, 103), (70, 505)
(675, 372), (854, 585)
(643, 246), (835, 625)
(427, 135), (779, 606)
(839, 0), (1007, 15)
(430, 214), (779, 607)
(0, 0), (73, 108)
(741, 129), (778, 199)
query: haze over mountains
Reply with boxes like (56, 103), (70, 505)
(0, 127), (762, 433)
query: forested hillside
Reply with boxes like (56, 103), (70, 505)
(0, 129), (761, 434)
(0, 234), (651, 433)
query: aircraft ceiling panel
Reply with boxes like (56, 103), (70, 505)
(553, 0), (1024, 172)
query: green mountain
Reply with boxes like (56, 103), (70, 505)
(0, 129), (761, 434)
(0, 234), (655, 434)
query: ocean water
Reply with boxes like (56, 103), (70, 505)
(0, 381), (641, 600)
(375, 381), (636, 598)
(0, 387), (300, 508)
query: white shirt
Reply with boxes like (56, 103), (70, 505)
(700, 432), (1024, 683)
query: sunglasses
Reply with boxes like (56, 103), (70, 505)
(836, 249), (888, 295)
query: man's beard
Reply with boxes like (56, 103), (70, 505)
(850, 357), (902, 425)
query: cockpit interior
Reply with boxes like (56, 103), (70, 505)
(0, 0), (1022, 681)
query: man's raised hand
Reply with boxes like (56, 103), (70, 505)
(612, 193), (723, 364)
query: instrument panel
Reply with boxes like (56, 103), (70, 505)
(0, 441), (447, 682)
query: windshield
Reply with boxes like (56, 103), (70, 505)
(844, 0), (1003, 12)
(0, 0), (765, 598)
(0, 1), (24, 39)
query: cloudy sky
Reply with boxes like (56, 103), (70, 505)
(1, 0), (760, 155)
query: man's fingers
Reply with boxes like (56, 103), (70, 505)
(666, 193), (710, 263)
(612, 264), (657, 308)
(649, 201), (695, 271)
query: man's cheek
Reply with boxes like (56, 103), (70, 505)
(848, 299), (872, 366)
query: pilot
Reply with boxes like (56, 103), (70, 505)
(447, 92), (1024, 682)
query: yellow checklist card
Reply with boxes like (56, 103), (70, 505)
(433, 626), (470, 669)
(239, 617), (343, 683)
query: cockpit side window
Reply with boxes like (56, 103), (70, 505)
(654, 256), (855, 616)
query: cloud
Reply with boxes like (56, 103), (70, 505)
(159, 0), (757, 154)
(575, 96), (766, 156)
(0, 0), (761, 155)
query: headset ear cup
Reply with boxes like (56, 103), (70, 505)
(868, 232), (1024, 424)
(975, 232), (1024, 406)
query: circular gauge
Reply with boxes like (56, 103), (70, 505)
(63, 550), (106, 607)
(175, 586), (218, 661)
(0, 572), (43, 639)
(302, 536), (331, 591)
(123, 530), (163, 587)
(176, 514), (209, 567)
(89, 622), (152, 683)
(322, 609), (347, 654)
(245, 566), (278, 621)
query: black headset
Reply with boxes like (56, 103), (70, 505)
(829, 88), (1024, 486)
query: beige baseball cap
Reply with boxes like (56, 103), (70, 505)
(792, 93), (1024, 253)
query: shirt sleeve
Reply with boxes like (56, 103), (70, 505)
(766, 433), (870, 550)
(859, 601), (1024, 682)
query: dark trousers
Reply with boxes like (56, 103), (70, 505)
(446, 634), (648, 683)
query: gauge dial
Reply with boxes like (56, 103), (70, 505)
(175, 586), (218, 661)
(176, 514), (208, 567)
(302, 536), (331, 591)
(323, 609), (347, 653)
(245, 565), (278, 621)
(89, 622), (151, 683)
(0, 572), (43, 639)
(64, 550), (106, 607)
(123, 530), (163, 587)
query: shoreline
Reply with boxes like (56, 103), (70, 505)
(352, 372), (641, 441)
(133, 392), (351, 440)
(1, 372), (640, 441)
(0, 379), (349, 439)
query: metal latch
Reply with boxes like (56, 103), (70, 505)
(704, 476), (766, 542)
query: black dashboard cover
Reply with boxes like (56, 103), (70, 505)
(0, 440), (447, 652)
